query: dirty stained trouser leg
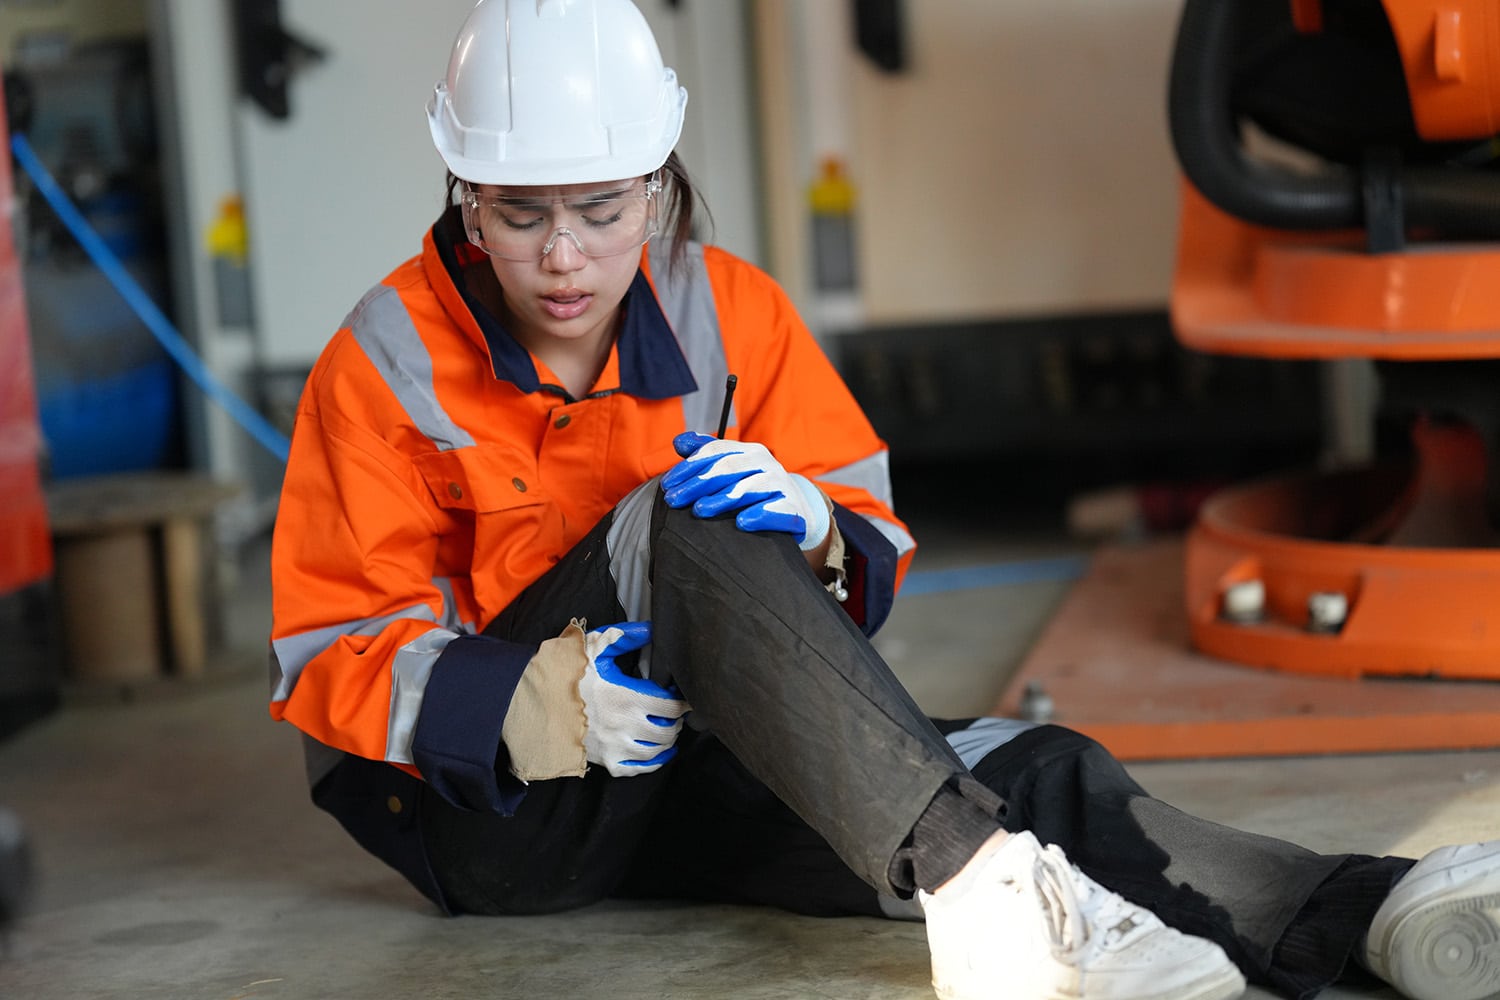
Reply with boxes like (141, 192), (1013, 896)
(631, 475), (1415, 998)
(628, 712), (1412, 999)
(640, 491), (984, 897)
(421, 480), (986, 911)
(955, 721), (1413, 998)
(427, 479), (1401, 997)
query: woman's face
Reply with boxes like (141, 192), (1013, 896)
(466, 176), (656, 352)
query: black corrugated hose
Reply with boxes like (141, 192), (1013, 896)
(1167, 0), (1500, 239)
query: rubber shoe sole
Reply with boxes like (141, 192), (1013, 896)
(1367, 841), (1500, 1000)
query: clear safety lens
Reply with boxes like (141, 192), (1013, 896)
(462, 177), (660, 261)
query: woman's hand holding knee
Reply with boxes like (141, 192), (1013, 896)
(663, 432), (831, 552)
(578, 621), (689, 777)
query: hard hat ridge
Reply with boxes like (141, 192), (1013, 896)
(427, 0), (688, 186)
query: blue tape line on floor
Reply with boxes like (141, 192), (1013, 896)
(901, 554), (1090, 596)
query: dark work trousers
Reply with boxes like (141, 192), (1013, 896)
(419, 488), (1413, 1000)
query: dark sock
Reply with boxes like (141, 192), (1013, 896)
(888, 779), (1006, 895)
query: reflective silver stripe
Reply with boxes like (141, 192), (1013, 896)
(945, 716), (1038, 771)
(821, 449), (894, 509)
(431, 576), (474, 633)
(869, 516), (917, 560)
(818, 449), (917, 558)
(347, 285), (476, 452)
(325, 290), (476, 760)
(271, 601), (458, 766)
(269, 600), (444, 702)
(605, 478), (661, 678)
(386, 627), (458, 764)
(649, 241), (730, 433)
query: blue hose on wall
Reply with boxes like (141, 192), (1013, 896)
(9, 133), (291, 463)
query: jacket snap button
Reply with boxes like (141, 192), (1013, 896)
(512, 477), (528, 493)
(554, 414), (571, 429)
(448, 482), (463, 500)
(386, 795), (403, 814)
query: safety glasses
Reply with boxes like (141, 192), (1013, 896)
(461, 175), (661, 261)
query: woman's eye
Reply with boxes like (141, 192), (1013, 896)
(498, 210), (545, 231)
(583, 208), (626, 229)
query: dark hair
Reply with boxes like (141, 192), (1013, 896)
(443, 151), (710, 276)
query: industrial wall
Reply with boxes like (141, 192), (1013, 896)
(200, 0), (1190, 367)
(754, 0), (1185, 327)
(852, 0), (1184, 322)
(753, 1), (1323, 481)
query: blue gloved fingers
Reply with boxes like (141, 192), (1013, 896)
(690, 485), (781, 519)
(688, 485), (806, 538)
(587, 624), (690, 719)
(661, 449), (722, 492)
(587, 621), (676, 701)
(672, 430), (715, 459)
(738, 476), (830, 550)
(604, 709), (683, 747)
(664, 436), (758, 475)
(662, 432), (730, 492)
(664, 439), (833, 551)
(581, 621), (691, 777)
(662, 463), (754, 509)
(662, 439), (762, 507)
(639, 711), (686, 737)
(594, 620), (651, 657)
(617, 727), (680, 764)
(620, 709), (686, 748)
(691, 474), (829, 549)
(664, 441), (775, 510)
(615, 745), (677, 769)
(734, 498), (807, 540)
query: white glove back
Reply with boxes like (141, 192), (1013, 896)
(577, 621), (689, 777)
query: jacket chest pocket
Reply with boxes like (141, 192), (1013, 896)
(415, 446), (548, 516)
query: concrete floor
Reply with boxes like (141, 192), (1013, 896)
(2, 499), (1498, 1000)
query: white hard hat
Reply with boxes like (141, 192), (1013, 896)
(427, 0), (689, 186)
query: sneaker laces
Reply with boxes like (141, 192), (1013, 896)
(1033, 844), (1154, 960)
(1031, 844), (1090, 959)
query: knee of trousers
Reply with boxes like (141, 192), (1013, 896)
(607, 478), (796, 597)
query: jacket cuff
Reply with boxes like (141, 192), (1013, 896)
(500, 620), (590, 781)
(411, 632), (533, 814)
(831, 500), (899, 636)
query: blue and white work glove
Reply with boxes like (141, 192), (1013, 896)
(577, 621), (688, 777)
(662, 432), (831, 552)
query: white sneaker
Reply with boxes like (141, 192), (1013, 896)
(1365, 839), (1500, 1000)
(918, 830), (1246, 1000)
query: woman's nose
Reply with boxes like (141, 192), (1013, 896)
(541, 227), (587, 270)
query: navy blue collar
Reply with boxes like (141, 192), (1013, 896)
(434, 207), (697, 400)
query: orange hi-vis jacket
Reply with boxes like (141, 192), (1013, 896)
(269, 208), (915, 825)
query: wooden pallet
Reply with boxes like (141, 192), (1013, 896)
(48, 471), (241, 686)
